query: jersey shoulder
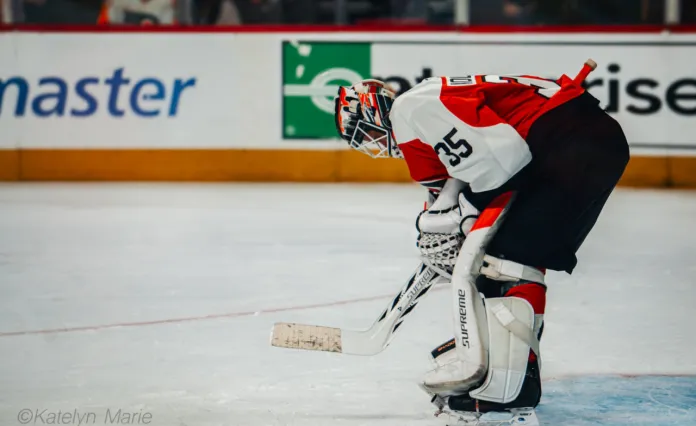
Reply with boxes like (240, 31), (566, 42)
(393, 76), (488, 113)
(392, 78), (444, 113)
(390, 78), (446, 143)
(391, 76), (490, 144)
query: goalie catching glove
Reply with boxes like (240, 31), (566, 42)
(416, 179), (479, 278)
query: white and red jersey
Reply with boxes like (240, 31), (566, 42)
(390, 74), (586, 193)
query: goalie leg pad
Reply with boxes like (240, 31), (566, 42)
(469, 296), (538, 404)
(420, 229), (492, 396)
(420, 193), (516, 398)
(421, 338), (488, 396)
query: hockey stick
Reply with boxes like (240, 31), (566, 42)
(270, 193), (515, 356)
(270, 193), (516, 356)
(574, 58), (597, 85)
(271, 263), (446, 355)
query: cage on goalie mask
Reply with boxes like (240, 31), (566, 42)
(334, 80), (402, 159)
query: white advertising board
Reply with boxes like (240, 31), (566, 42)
(0, 33), (241, 148)
(0, 31), (694, 154)
(369, 41), (696, 151)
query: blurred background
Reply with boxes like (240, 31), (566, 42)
(1, 0), (695, 26)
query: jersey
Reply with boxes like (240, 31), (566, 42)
(390, 74), (586, 194)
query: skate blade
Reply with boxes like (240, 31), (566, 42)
(443, 408), (539, 426)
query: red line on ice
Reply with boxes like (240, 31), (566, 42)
(0, 287), (446, 337)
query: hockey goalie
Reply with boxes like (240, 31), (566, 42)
(332, 63), (629, 422)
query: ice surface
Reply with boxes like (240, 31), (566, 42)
(541, 376), (696, 425)
(0, 184), (694, 426)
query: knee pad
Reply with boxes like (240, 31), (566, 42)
(469, 296), (539, 404)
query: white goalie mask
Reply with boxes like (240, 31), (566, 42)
(334, 79), (402, 159)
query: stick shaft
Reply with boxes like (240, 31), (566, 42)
(271, 264), (443, 355)
(574, 59), (597, 85)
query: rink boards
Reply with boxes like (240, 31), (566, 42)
(0, 29), (695, 186)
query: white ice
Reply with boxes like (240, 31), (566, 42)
(0, 184), (695, 426)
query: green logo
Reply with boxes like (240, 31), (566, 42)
(282, 41), (370, 139)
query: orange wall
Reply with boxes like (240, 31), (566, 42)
(0, 149), (694, 187)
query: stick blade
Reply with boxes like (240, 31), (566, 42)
(271, 322), (343, 353)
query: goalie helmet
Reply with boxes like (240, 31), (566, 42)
(334, 79), (402, 159)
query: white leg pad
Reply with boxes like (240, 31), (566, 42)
(421, 208), (496, 396)
(420, 192), (516, 398)
(421, 277), (489, 396)
(421, 343), (488, 396)
(469, 296), (538, 404)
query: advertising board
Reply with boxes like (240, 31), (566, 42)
(0, 29), (694, 185)
(281, 39), (696, 151)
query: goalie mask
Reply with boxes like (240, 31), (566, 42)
(334, 79), (402, 159)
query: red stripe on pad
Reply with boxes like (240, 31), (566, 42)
(470, 191), (515, 232)
(505, 282), (546, 363)
(505, 282), (546, 314)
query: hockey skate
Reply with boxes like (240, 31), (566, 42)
(437, 407), (539, 426)
(426, 358), (541, 426)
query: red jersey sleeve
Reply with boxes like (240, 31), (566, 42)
(398, 138), (450, 193)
